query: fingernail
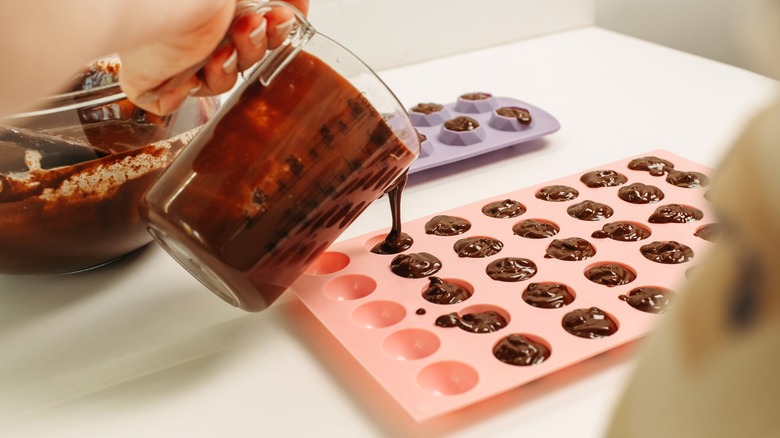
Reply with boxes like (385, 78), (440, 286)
(222, 50), (238, 74)
(250, 18), (268, 47)
(188, 81), (202, 96)
(135, 90), (162, 105)
(275, 18), (295, 37)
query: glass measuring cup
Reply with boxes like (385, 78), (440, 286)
(142, 1), (420, 311)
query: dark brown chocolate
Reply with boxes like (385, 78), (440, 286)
(390, 252), (442, 278)
(591, 221), (651, 242)
(648, 204), (703, 223)
(544, 237), (596, 261)
(617, 182), (665, 204)
(640, 241), (694, 264)
(627, 156), (675, 176)
(493, 334), (551, 366)
(512, 219), (560, 239)
(421, 276), (472, 305)
(416, 308), (427, 315)
(694, 223), (719, 242)
(371, 172), (413, 255)
(410, 102), (444, 114)
(580, 170), (628, 188)
(535, 185), (579, 202)
(567, 200), (614, 221)
(482, 199), (526, 219)
(523, 282), (575, 309)
(453, 236), (503, 258)
(417, 132), (427, 143)
(486, 257), (537, 282)
(444, 116), (479, 132)
(495, 106), (532, 125)
(585, 263), (636, 286)
(562, 307), (618, 339)
(666, 170), (710, 188)
(435, 310), (507, 333)
(461, 92), (492, 100)
(619, 286), (674, 314)
(424, 215), (471, 236)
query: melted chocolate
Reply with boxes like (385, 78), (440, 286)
(461, 92), (492, 100)
(410, 102), (444, 114)
(416, 308), (427, 315)
(619, 286), (674, 313)
(444, 116), (479, 132)
(666, 170), (710, 188)
(535, 185), (579, 202)
(591, 221), (651, 242)
(640, 241), (694, 264)
(523, 282), (575, 309)
(495, 106), (532, 125)
(482, 199), (526, 218)
(585, 263), (636, 286)
(562, 307), (618, 339)
(493, 334), (551, 366)
(627, 156), (675, 176)
(371, 172), (413, 255)
(424, 215), (471, 236)
(453, 236), (503, 258)
(694, 223), (719, 242)
(512, 219), (560, 239)
(390, 252), (442, 278)
(617, 182), (664, 204)
(417, 132), (427, 143)
(486, 257), (537, 282)
(421, 276), (472, 304)
(435, 310), (507, 333)
(544, 237), (596, 261)
(648, 204), (703, 223)
(567, 200), (614, 221)
(580, 170), (628, 188)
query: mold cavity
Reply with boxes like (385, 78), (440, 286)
(493, 333), (552, 366)
(434, 304), (511, 333)
(351, 300), (406, 329)
(584, 262), (637, 287)
(420, 277), (474, 305)
(417, 361), (479, 396)
(438, 123), (487, 146)
(304, 251), (350, 275)
(323, 274), (376, 301)
(382, 328), (440, 360)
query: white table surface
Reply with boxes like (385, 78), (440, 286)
(1, 27), (777, 437)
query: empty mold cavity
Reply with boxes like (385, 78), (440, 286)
(304, 251), (350, 275)
(352, 300), (406, 329)
(417, 361), (479, 396)
(382, 328), (440, 360)
(454, 93), (499, 113)
(323, 274), (377, 301)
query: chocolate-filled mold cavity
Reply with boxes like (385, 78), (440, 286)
(544, 237), (596, 261)
(585, 262), (637, 286)
(486, 257), (538, 282)
(628, 156), (675, 176)
(434, 305), (510, 333)
(535, 185), (579, 202)
(370, 232), (413, 255)
(425, 215), (471, 236)
(418, 132), (435, 157)
(523, 282), (575, 309)
(390, 252), (442, 278)
(421, 277), (474, 305)
(417, 361), (479, 396)
(618, 182), (665, 204)
(493, 334), (551, 366)
(439, 117), (487, 146)
(482, 199), (526, 219)
(640, 241), (694, 264)
(666, 170), (710, 188)
(489, 107), (533, 131)
(592, 221), (651, 242)
(453, 236), (503, 258)
(352, 300), (406, 329)
(648, 204), (704, 224)
(619, 286), (675, 314)
(513, 219), (560, 239)
(411, 102), (444, 115)
(454, 92), (498, 113)
(580, 170), (628, 188)
(409, 103), (451, 127)
(695, 223), (720, 242)
(567, 200), (614, 221)
(383, 329), (441, 361)
(562, 307), (619, 339)
(304, 251), (350, 275)
(323, 274), (377, 301)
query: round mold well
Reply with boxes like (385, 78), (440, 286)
(304, 251), (350, 275)
(351, 300), (406, 329)
(583, 261), (637, 287)
(382, 328), (441, 360)
(323, 274), (377, 301)
(454, 94), (499, 113)
(417, 361), (479, 396)
(419, 277), (475, 305)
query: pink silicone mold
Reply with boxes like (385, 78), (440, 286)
(409, 93), (560, 173)
(292, 150), (714, 421)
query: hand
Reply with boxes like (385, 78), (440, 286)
(119, 0), (310, 115)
